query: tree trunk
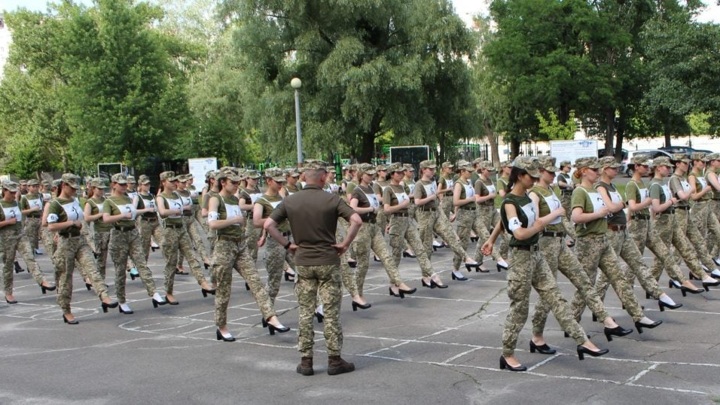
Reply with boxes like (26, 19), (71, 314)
(510, 138), (520, 159)
(604, 109), (614, 157)
(483, 121), (500, 167)
(359, 111), (383, 163)
(614, 112), (625, 162)
(663, 113), (672, 147)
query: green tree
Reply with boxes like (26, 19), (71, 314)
(536, 109), (576, 140)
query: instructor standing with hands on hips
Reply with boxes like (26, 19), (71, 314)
(264, 160), (362, 377)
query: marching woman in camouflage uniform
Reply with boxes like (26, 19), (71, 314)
(668, 154), (720, 280)
(482, 157), (608, 372)
(239, 170), (263, 262)
(176, 175), (211, 272)
(41, 180), (62, 261)
(281, 169), (302, 197)
(703, 154), (720, 259)
(569, 158), (662, 334)
(555, 160), (577, 245)
(156, 171), (214, 305)
(133, 175), (162, 261)
(1, 181), (55, 303)
(46, 174), (118, 324)
(382, 162), (430, 294)
(414, 160), (481, 282)
(253, 168), (296, 304)
(83, 179), (112, 281)
(474, 161), (509, 269)
(688, 153), (720, 260)
(453, 160), (506, 272)
(529, 157), (631, 350)
(625, 156), (703, 296)
(494, 161), (512, 258)
(209, 170), (290, 341)
(436, 162), (456, 221)
(19, 179), (44, 255)
(103, 174), (167, 314)
(372, 165), (390, 236)
(592, 156), (681, 312)
(350, 164), (414, 304)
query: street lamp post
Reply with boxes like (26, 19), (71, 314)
(291, 77), (303, 166)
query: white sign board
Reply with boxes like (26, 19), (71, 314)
(188, 157), (217, 187)
(549, 140), (597, 169)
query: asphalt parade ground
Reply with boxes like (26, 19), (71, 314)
(1, 239), (719, 405)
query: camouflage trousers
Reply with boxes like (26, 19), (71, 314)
(265, 235), (295, 304)
(691, 201), (720, 256)
(23, 217), (41, 251)
(178, 216), (211, 267)
(375, 209), (388, 235)
(503, 246), (586, 356)
(244, 218), (261, 262)
(571, 234), (644, 322)
(109, 228), (158, 302)
(337, 217), (357, 260)
(334, 219), (359, 297)
(711, 200), (720, 257)
(387, 215), (434, 278)
(160, 225), (207, 295)
(596, 228), (664, 301)
(415, 209), (467, 270)
(214, 237), (276, 327)
(353, 221), (403, 294)
(53, 234), (109, 313)
(295, 264), (343, 357)
(561, 192), (573, 221)
(81, 220), (95, 252)
(477, 205), (508, 261)
(440, 196), (453, 219)
(676, 209), (716, 270)
(0, 228), (47, 294)
(628, 218), (686, 284)
(532, 235), (609, 335)
(93, 231), (110, 279)
(41, 226), (56, 258)
(455, 208), (501, 265)
(137, 218), (163, 260)
(651, 213), (706, 280)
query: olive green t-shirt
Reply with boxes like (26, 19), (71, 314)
(158, 192), (184, 226)
(595, 181), (626, 225)
(47, 197), (84, 234)
(438, 175), (455, 195)
(625, 179), (650, 217)
(413, 180), (438, 209)
(103, 195), (137, 228)
(213, 194), (243, 238)
(571, 185), (607, 237)
(137, 192), (157, 219)
(690, 171), (711, 201)
(668, 174), (690, 208)
(500, 192), (539, 246)
(20, 192), (43, 217)
(352, 184), (379, 222)
(529, 185), (563, 232)
(87, 197), (112, 232)
(383, 184), (410, 214)
(0, 200), (23, 231)
(474, 177), (496, 207)
(496, 176), (509, 194)
(649, 178), (671, 213)
(256, 193), (289, 232)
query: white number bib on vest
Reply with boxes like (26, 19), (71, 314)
(26, 197), (43, 210)
(586, 191), (606, 214)
(680, 180), (691, 193)
(463, 182), (475, 198)
(486, 184), (496, 195)
(223, 199), (242, 226)
(63, 199), (84, 221)
(3, 205), (22, 222)
(422, 182), (437, 197)
(542, 193), (562, 225)
(115, 202), (137, 220)
(698, 177), (708, 189)
(164, 195), (183, 219)
(520, 201), (537, 227)
(395, 192), (409, 204)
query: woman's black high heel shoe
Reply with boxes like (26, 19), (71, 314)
(529, 341), (556, 355)
(604, 325), (633, 342)
(267, 322), (290, 336)
(402, 251), (416, 258)
(201, 288), (216, 298)
(689, 272), (699, 280)
(314, 312), (324, 323)
(389, 287), (404, 299)
(399, 287), (417, 295)
(421, 279), (436, 289)
(284, 272), (295, 282)
(658, 300), (682, 312)
(101, 300), (119, 313)
(499, 356), (526, 372)
(497, 263), (508, 272)
(14, 261), (24, 274)
(85, 282), (92, 291)
(352, 301), (372, 311)
(634, 319), (662, 334)
(347, 260), (357, 268)
(165, 296), (179, 305)
(679, 284), (703, 297)
(63, 314), (79, 325)
(216, 329), (236, 342)
(422, 279), (448, 289)
(245, 282), (250, 291)
(577, 345), (609, 360)
(40, 284), (56, 294)
(451, 272), (468, 281)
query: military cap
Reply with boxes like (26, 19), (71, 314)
(159, 171), (178, 182)
(284, 168), (300, 178)
(243, 169), (261, 179)
(111, 173), (128, 184)
(706, 153), (720, 161)
(328, 167), (337, 173)
(472, 157), (484, 165)
(691, 152), (707, 161)
(205, 170), (216, 179)
(403, 164), (415, 172)
(455, 160), (473, 171)
(441, 161), (454, 169)
(671, 153), (690, 163)
(27, 179), (40, 186)
(264, 168), (286, 182)
(52, 179), (62, 188)
(537, 156), (558, 172)
(652, 156), (673, 167)
(512, 156), (540, 178)
(574, 156), (600, 170)
(631, 155), (650, 165)
(215, 170), (241, 182)
(598, 156), (621, 169)
(177, 174), (190, 182)
(127, 175), (137, 184)
(19, 180), (27, 186)
(419, 160), (437, 169)
(304, 161), (329, 171)
(60, 173), (82, 189)
(559, 160), (572, 169)
(41, 180), (51, 187)
(357, 163), (377, 175)
(479, 161), (496, 171)
(385, 163), (403, 173)
(2, 180), (19, 192)
(90, 178), (109, 189)
(137, 175), (150, 184)
(375, 164), (388, 172)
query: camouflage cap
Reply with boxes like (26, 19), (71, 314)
(574, 156), (600, 170)
(138, 174), (151, 184)
(127, 175), (137, 184)
(216, 170), (242, 182)
(2, 180), (19, 192)
(186, 174), (194, 180)
(284, 168), (300, 178)
(652, 156), (673, 168)
(264, 168), (286, 182)
(159, 171), (178, 182)
(631, 154), (651, 165)
(479, 161), (496, 171)
(19, 180), (27, 185)
(455, 159), (472, 171)
(205, 170), (216, 179)
(691, 152), (708, 161)
(512, 156), (541, 178)
(26, 179), (39, 186)
(386, 163), (403, 173)
(245, 169), (261, 179)
(52, 179), (62, 188)
(41, 180), (51, 187)
(357, 163), (377, 176)
(472, 157), (484, 166)
(346, 163), (357, 172)
(671, 153), (690, 163)
(419, 160), (437, 169)
(111, 173), (128, 184)
(501, 160), (513, 168)
(177, 174), (190, 182)
(403, 164), (415, 172)
(537, 156), (558, 172)
(441, 161), (454, 169)
(61, 173), (82, 189)
(598, 156), (621, 169)
(706, 153), (720, 161)
(375, 164), (387, 172)
(304, 160), (329, 171)
(559, 160), (572, 169)
(90, 178), (109, 189)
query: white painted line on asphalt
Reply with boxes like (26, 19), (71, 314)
(625, 362), (659, 384)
